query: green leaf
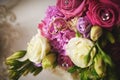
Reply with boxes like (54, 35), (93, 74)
(84, 45), (95, 66)
(7, 60), (30, 80)
(29, 66), (37, 73)
(68, 66), (79, 73)
(23, 69), (30, 76)
(8, 70), (21, 80)
(6, 58), (43, 80)
(96, 42), (113, 67)
(90, 69), (100, 79)
(103, 55), (113, 67)
(80, 70), (89, 80)
(33, 67), (42, 76)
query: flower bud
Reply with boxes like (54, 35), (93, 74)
(9, 70), (18, 79)
(6, 60), (20, 65)
(6, 50), (26, 60)
(106, 31), (115, 44)
(94, 53), (106, 77)
(77, 16), (91, 38)
(90, 26), (102, 41)
(42, 53), (56, 69)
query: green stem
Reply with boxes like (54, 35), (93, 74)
(10, 60), (31, 80)
(96, 42), (105, 56)
(96, 42), (113, 67)
(76, 31), (81, 37)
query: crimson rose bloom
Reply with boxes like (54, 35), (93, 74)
(87, 0), (120, 28)
(57, 0), (88, 19)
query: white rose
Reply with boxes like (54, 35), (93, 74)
(26, 33), (50, 64)
(66, 37), (96, 68)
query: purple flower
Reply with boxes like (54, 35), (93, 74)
(45, 6), (64, 22)
(50, 29), (75, 53)
(77, 16), (92, 38)
(49, 23), (75, 68)
(57, 51), (74, 68)
(46, 18), (75, 53)
(39, 17), (75, 68)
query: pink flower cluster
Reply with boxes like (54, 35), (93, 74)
(38, 0), (120, 68)
(38, 6), (75, 67)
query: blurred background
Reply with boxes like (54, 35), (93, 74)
(0, 0), (69, 80)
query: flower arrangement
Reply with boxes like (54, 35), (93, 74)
(5, 0), (120, 80)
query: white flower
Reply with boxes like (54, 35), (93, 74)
(66, 37), (96, 68)
(26, 33), (51, 64)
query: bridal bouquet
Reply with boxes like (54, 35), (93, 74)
(6, 0), (120, 80)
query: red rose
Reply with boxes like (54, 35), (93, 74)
(57, 0), (88, 19)
(87, 0), (120, 28)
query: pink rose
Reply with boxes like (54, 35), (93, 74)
(87, 0), (120, 29)
(56, 0), (88, 19)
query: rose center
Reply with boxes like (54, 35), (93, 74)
(64, 0), (69, 5)
(100, 11), (111, 21)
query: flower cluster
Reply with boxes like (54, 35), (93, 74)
(6, 0), (120, 80)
